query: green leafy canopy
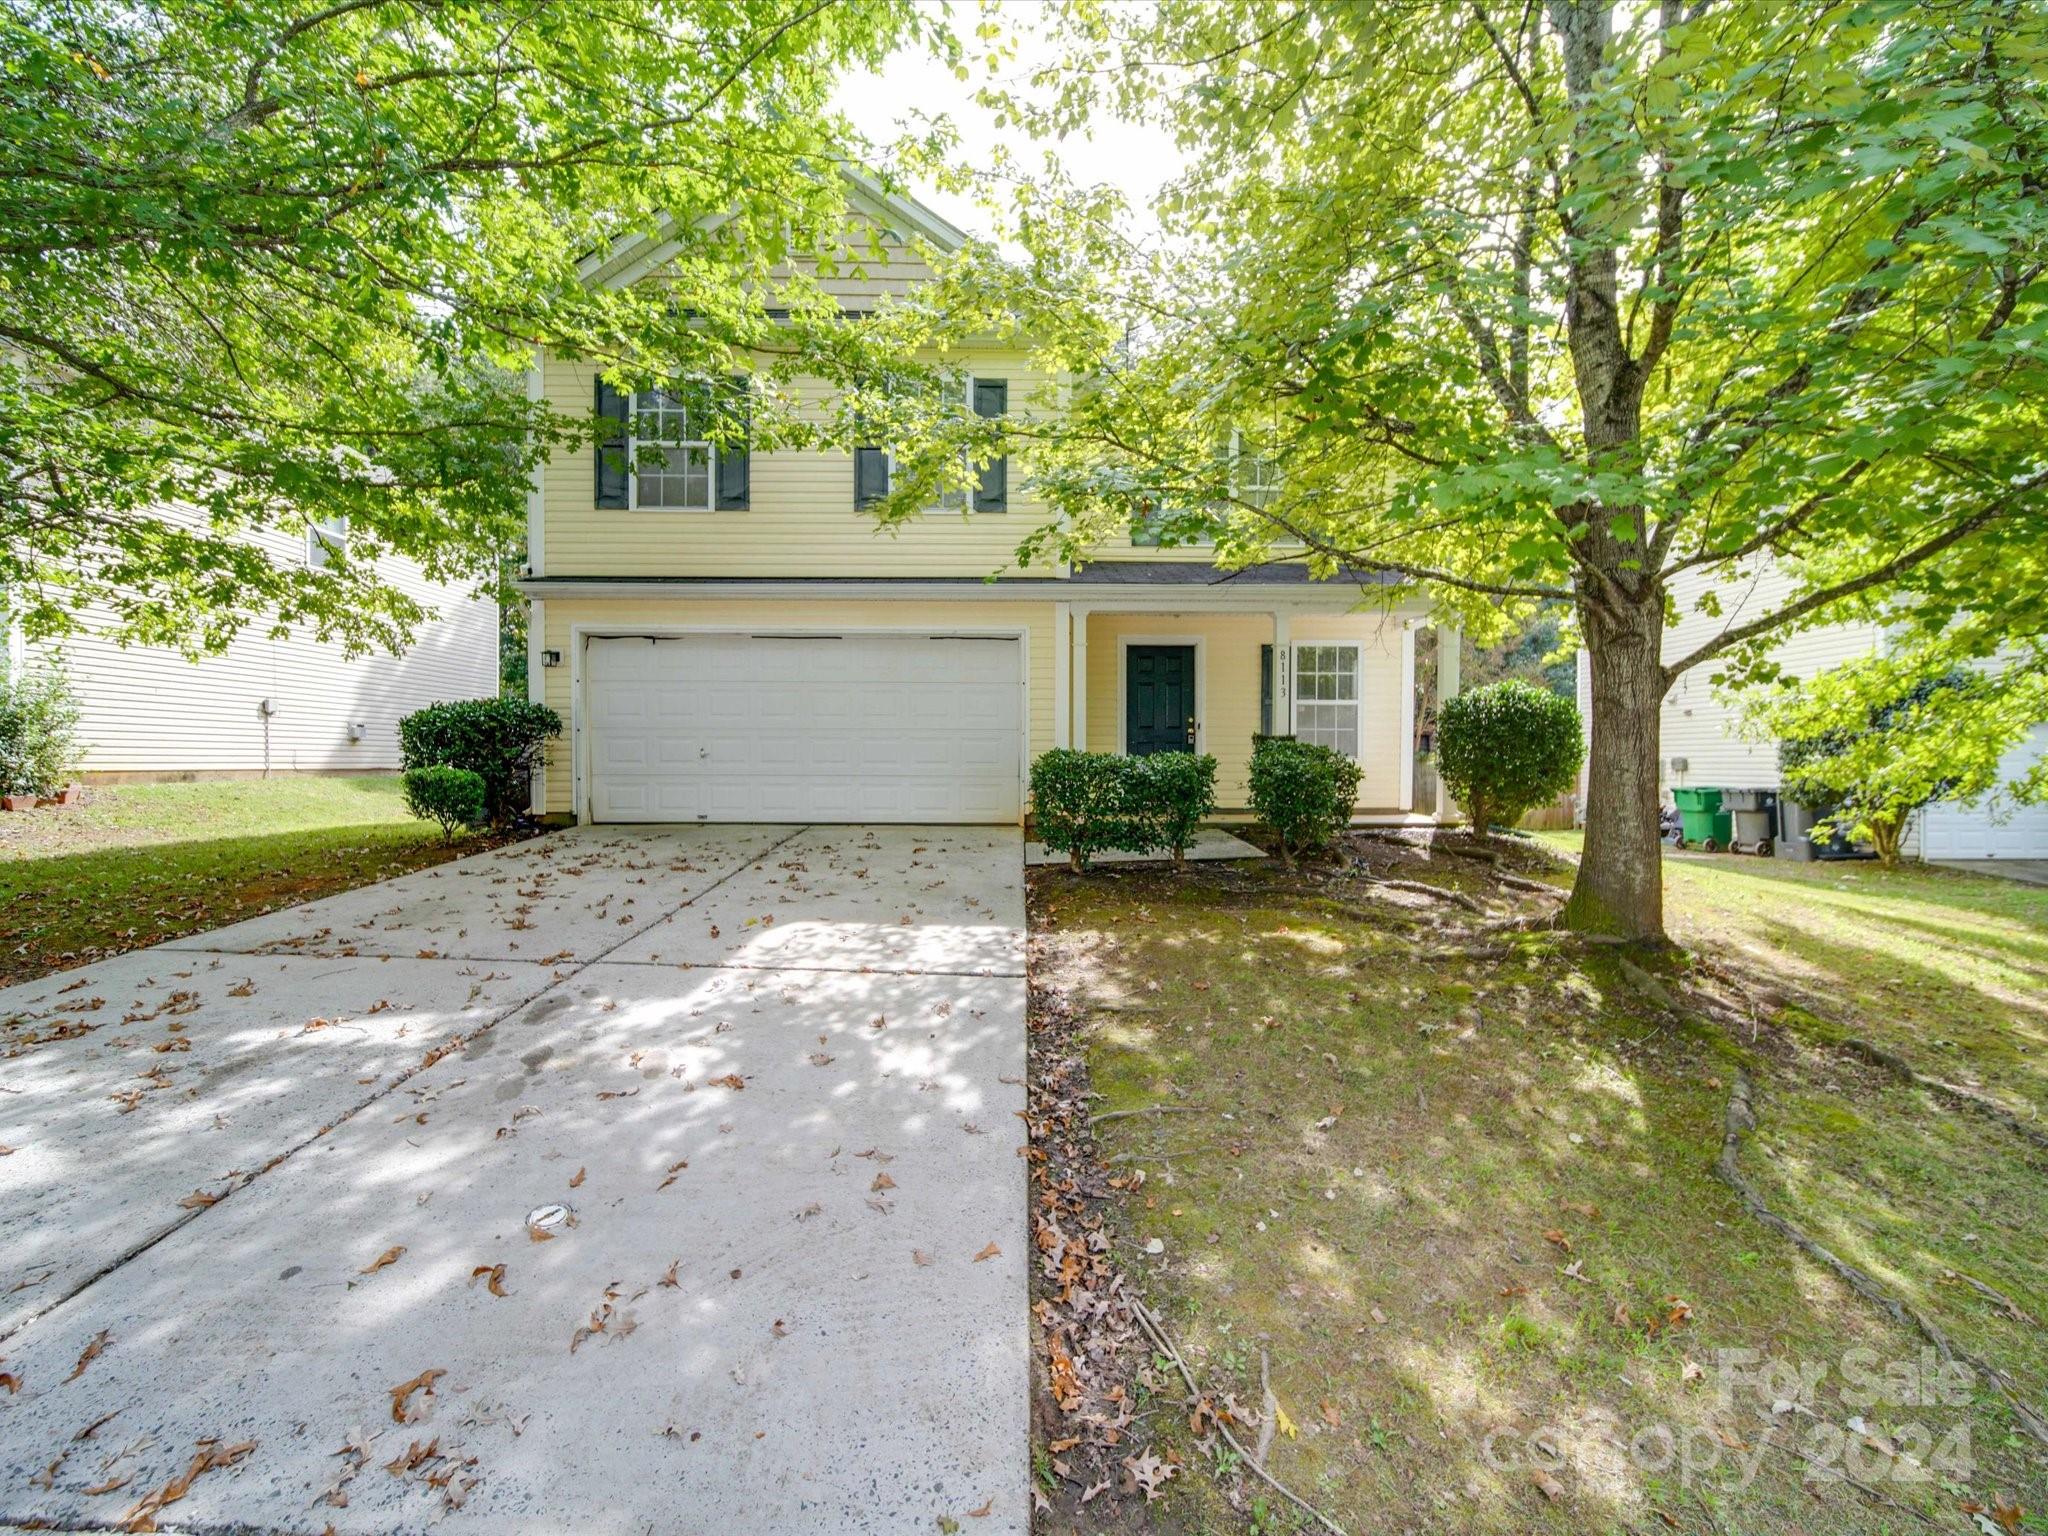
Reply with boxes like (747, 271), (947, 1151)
(0, 0), (945, 654)
(962, 0), (2048, 937)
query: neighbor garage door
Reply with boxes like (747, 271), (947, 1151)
(583, 632), (1024, 823)
(1918, 723), (2048, 860)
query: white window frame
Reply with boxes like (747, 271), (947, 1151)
(885, 372), (981, 514)
(629, 385), (716, 513)
(306, 514), (348, 570)
(1291, 642), (1362, 760)
(1232, 428), (1281, 510)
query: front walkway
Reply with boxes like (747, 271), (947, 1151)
(0, 826), (1027, 1535)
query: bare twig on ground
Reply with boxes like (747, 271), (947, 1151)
(1130, 1298), (1347, 1536)
(1715, 1071), (2048, 1448)
(1256, 1348), (1278, 1468)
(1089, 1105), (1202, 1128)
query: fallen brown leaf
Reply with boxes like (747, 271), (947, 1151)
(360, 1247), (405, 1275)
(469, 1264), (509, 1297)
(121, 1438), (256, 1532)
(176, 1189), (221, 1210)
(972, 1241), (1001, 1263)
(388, 1368), (445, 1424)
(67, 1329), (110, 1381)
(912, 1249), (934, 1267)
(568, 1167), (586, 1189)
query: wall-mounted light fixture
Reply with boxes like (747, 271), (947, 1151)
(541, 649), (562, 668)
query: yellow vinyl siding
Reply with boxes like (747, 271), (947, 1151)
(540, 349), (1060, 579)
(1080, 610), (1409, 813)
(536, 598), (1056, 818)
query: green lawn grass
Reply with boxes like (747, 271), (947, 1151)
(0, 777), (516, 986)
(1032, 839), (2048, 1535)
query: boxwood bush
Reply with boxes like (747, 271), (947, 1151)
(1030, 749), (1222, 871)
(402, 765), (488, 841)
(1435, 680), (1583, 836)
(1247, 736), (1362, 867)
(399, 698), (561, 825)
(1030, 749), (1143, 871)
(1128, 751), (1218, 868)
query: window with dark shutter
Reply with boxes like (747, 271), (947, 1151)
(972, 377), (1008, 512)
(715, 374), (750, 510)
(854, 446), (889, 507)
(594, 377), (631, 508)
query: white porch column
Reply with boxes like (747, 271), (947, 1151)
(1271, 611), (1291, 734)
(1071, 608), (1090, 751)
(1052, 603), (1071, 750)
(1399, 621), (1417, 811)
(527, 597), (547, 814)
(1435, 621), (1462, 819)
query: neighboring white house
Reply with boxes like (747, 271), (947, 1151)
(1576, 563), (2048, 861)
(4, 517), (498, 781)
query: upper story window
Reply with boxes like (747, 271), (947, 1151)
(306, 514), (347, 570)
(855, 374), (1007, 513)
(594, 376), (750, 512)
(631, 386), (712, 511)
(1232, 429), (1281, 510)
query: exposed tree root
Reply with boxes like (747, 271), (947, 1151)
(1358, 876), (1485, 913)
(1714, 1071), (2048, 1449)
(1829, 1035), (2048, 1154)
(1496, 871), (1566, 897)
(1695, 956), (2048, 1153)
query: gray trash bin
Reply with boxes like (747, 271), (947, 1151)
(1721, 789), (1776, 855)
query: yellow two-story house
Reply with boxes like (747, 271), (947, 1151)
(519, 177), (1452, 827)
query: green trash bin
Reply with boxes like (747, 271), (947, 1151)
(1670, 787), (1732, 851)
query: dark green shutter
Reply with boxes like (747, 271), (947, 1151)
(853, 407), (888, 509)
(1260, 645), (1273, 735)
(594, 378), (631, 508)
(715, 375), (750, 510)
(972, 378), (1008, 512)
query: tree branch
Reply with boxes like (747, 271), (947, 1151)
(1664, 466), (2048, 682)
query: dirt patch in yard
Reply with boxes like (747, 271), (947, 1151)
(1027, 832), (2047, 1534)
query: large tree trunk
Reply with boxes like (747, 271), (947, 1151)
(1563, 588), (1668, 940)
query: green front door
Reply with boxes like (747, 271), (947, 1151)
(1126, 645), (1196, 756)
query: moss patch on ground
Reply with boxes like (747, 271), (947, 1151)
(1030, 840), (2048, 1535)
(0, 777), (531, 985)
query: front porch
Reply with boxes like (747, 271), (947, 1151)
(1048, 595), (1460, 823)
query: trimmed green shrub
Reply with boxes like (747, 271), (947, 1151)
(402, 766), (488, 841)
(1247, 736), (1362, 868)
(1030, 749), (1147, 871)
(1435, 680), (1583, 836)
(0, 664), (80, 798)
(1128, 751), (1218, 868)
(399, 698), (561, 824)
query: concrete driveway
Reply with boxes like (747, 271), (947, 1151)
(0, 825), (1027, 1535)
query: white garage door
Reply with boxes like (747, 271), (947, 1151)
(1919, 723), (2048, 860)
(583, 632), (1024, 824)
